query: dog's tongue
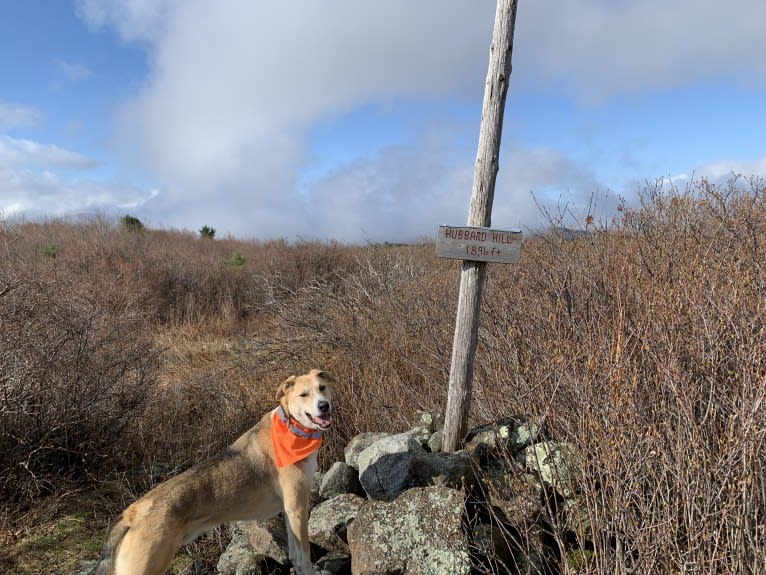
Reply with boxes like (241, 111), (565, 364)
(311, 413), (332, 428)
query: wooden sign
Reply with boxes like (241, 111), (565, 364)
(437, 225), (522, 264)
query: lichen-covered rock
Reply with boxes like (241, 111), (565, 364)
(411, 410), (445, 447)
(344, 432), (390, 470)
(479, 463), (544, 529)
(216, 523), (266, 575)
(427, 430), (443, 453)
(522, 441), (578, 499)
(412, 410), (445, 432)
(561, 498), (592, 539)
(309, 493), (366, 553)
(320, 461), (364, 499)
(408, 450), (475, 491)
(347, 486), (471, 575)
(465, 416), (544, 460)
(357, 432), (425, 501)
(218, 517), (289, 570)
(316, 551), (352, 574)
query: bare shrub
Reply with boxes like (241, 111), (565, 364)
(2, 177), (764, 573)
(475, 177), (766, 573)
(0, 259), (158, 503)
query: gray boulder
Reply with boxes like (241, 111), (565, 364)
(347, 486), (471, 575)
(217, 517), (289, 573)
(344, 432), (390, 470)
(316, 552), (352, 575)
(522, 441), (578, 499)
(427, 430), (443, 453)
(216, 523), (268, 575)
(357, 431), (425, 501)
(411, 410), (445, 447)
(465, 416), (544, 459)
(309, 493), (366, 553)
(480, 462), (544, 529)
(320, 461), (364, 499)
(408, 450), (475, 491)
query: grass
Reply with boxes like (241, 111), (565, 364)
(0, 493), (110, 574)
(1, 176), (764, 573)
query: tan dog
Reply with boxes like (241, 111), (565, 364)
(90, 369), (334, 575)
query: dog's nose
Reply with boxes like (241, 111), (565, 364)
(318, 399), (330, 414)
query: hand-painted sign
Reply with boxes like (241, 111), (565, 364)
(436, 225), (522, 264)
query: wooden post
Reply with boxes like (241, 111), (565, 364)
(442, 0), (519, 452)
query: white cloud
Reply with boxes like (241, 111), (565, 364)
(0, 166), (157, 220)
(106, 0), (496, 238)
(515, 0), (766, 100)
(56, 59), (94, 82)
(69, 0), (766, 240)
(694, 156), (766, 182)
(75, 0), (179, 44)
(0, 135), (156, 220)
(0, 135), (97, 170)
(0, 102), (42, 130)
(303, 133), (611, 242)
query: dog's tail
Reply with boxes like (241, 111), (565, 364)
(89, 516), (130, 575)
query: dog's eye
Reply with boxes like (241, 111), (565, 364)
(318, 385), (325, 392)
(300, 392), (309, 398)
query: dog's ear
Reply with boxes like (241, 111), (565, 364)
(276, 376), (296, 401)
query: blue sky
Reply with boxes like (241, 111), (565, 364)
(1, 0), (765, 242)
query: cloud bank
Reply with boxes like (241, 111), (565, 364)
(61, 0), (766, 240)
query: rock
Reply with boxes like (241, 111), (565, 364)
(510, 523), (554, 575)
(320, 461), (364, 499)
(244, 517), (289, 564)
(347, 486), (471, 575)
(218, 517), (289, 571)
(427, 430), (443, 453)
(412, 410), (445, 432)
(408, 450), (475, 491)
(471, 522), (515, 572)
(561, 498), (592, 540)
(216, 524), (264, 575)
(411, 410), (444, 447)
(480, 462), (544, 529)
(357, 431), (425, 501)
(465, 416), (544, 460)
(522, 441), (578, 499)
(344, 432), (390, 470)
(309, 493), (366, 553)
(316, 551), (352, 574)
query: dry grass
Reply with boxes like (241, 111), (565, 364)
(1, 176), (764, 573)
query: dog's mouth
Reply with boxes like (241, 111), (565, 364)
(307, 412), (332, 430)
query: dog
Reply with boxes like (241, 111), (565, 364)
(90, 369), (334, 575)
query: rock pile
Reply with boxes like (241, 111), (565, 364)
(217, 411), (584, 575)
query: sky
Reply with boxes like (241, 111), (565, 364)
(1, 0), (765, 243)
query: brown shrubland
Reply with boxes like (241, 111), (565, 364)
(0, 177), (764, 572)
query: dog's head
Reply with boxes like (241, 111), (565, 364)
(276, 369), (334, 431)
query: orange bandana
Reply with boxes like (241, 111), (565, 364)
(271, 406), (324, 468)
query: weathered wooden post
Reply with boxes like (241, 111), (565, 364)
(440, 0), (520, 452)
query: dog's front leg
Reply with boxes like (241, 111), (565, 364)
(284, 495), (313, 575)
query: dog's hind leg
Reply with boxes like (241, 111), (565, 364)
(89, 517), (130, 575)
(113, 525), (182, 575)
